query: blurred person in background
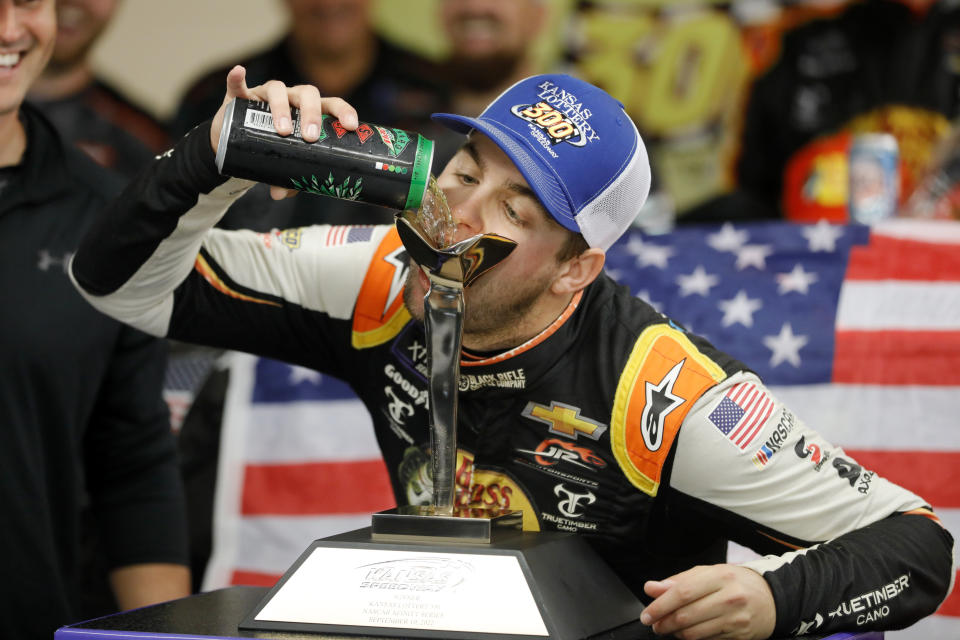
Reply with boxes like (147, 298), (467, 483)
(29, 0), (191, 618)
(0, 0), (189, 637)
(27, 0), (169, 180)
(169, 0), (450, 230)
(732, 0), (953, 222)
(438, 0), (547, 117)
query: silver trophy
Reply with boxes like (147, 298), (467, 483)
(369, 209), (522, 541)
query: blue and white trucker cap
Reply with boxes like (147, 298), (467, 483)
(431, 74), (650, 250)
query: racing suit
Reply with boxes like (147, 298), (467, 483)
(70, 121), (955, 637)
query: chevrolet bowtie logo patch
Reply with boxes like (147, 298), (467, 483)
(522, 401), (607, 441)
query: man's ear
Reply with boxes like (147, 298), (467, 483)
(552, 248), (605, 295)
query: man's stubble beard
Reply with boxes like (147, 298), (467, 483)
(46, 43), (95, 72)
(403, 263), (554, 346)
(48, 19), (111, 72)
(444, 51), (525, 94)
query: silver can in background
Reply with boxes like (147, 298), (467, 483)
(848, 133), (900, 225)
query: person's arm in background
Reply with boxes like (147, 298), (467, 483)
(109, 563), (190, 610)
(84, 325), (190, 609)
(641, 371), (954, 639)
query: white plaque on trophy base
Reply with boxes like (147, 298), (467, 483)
(239, 526), (646, 640)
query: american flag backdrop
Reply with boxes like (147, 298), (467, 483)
(201, 219), (959, 639)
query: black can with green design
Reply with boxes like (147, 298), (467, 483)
(215, 97), (435, 211)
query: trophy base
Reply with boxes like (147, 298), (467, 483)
(239, 525), (646, 640)
(372, 505), (523, 543)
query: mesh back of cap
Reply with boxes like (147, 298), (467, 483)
(577, 128), (651, 250)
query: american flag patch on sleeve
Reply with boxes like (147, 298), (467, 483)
(325, 225), (374, 246)
(707, 381), (774, 450)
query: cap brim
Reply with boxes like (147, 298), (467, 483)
(431, 113), (579, 234)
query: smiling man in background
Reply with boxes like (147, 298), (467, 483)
(0, 1), (189, 637)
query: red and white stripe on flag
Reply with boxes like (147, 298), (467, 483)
(202, 353), (395, 590)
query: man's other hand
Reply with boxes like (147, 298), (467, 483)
(641, 564), (776, 639)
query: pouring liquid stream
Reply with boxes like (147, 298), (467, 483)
(412, 175), (458, 249)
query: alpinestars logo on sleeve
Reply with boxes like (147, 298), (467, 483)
(640, 360), (686, 452)
(382, 246), (409, 317)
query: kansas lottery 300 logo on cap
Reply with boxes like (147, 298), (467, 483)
(432, 74), (651, 250)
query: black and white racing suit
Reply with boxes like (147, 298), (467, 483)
(70, 122), (955, 637)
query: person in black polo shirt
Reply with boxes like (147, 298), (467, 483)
(0, 1), (189, 637)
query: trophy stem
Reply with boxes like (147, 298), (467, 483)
(423, 279), (464, 515)
(393, 211), (515, 520)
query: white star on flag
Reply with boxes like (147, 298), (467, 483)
(636, 290), (663, 313)
(735, 244), (773, 270)
(777, 264), (819, 294)
(635, 243), (674, 269)
(718, 290), (763, 327)
(707, 223), (749, 252)
(623, 235), (646, 257)
(676, 266), (720, 297)
(803, 220), (844, 252)
(763, 323), (809, 367)
(288, 365), (323, 385)
(605, 267), (624, 282)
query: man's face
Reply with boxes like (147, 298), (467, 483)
(440, 0), (543, 63)
(403, 134), (571, 342)
(47, 0), (118, 71)
(284, 0), (372, 56)
(0, 0), (56, 116)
